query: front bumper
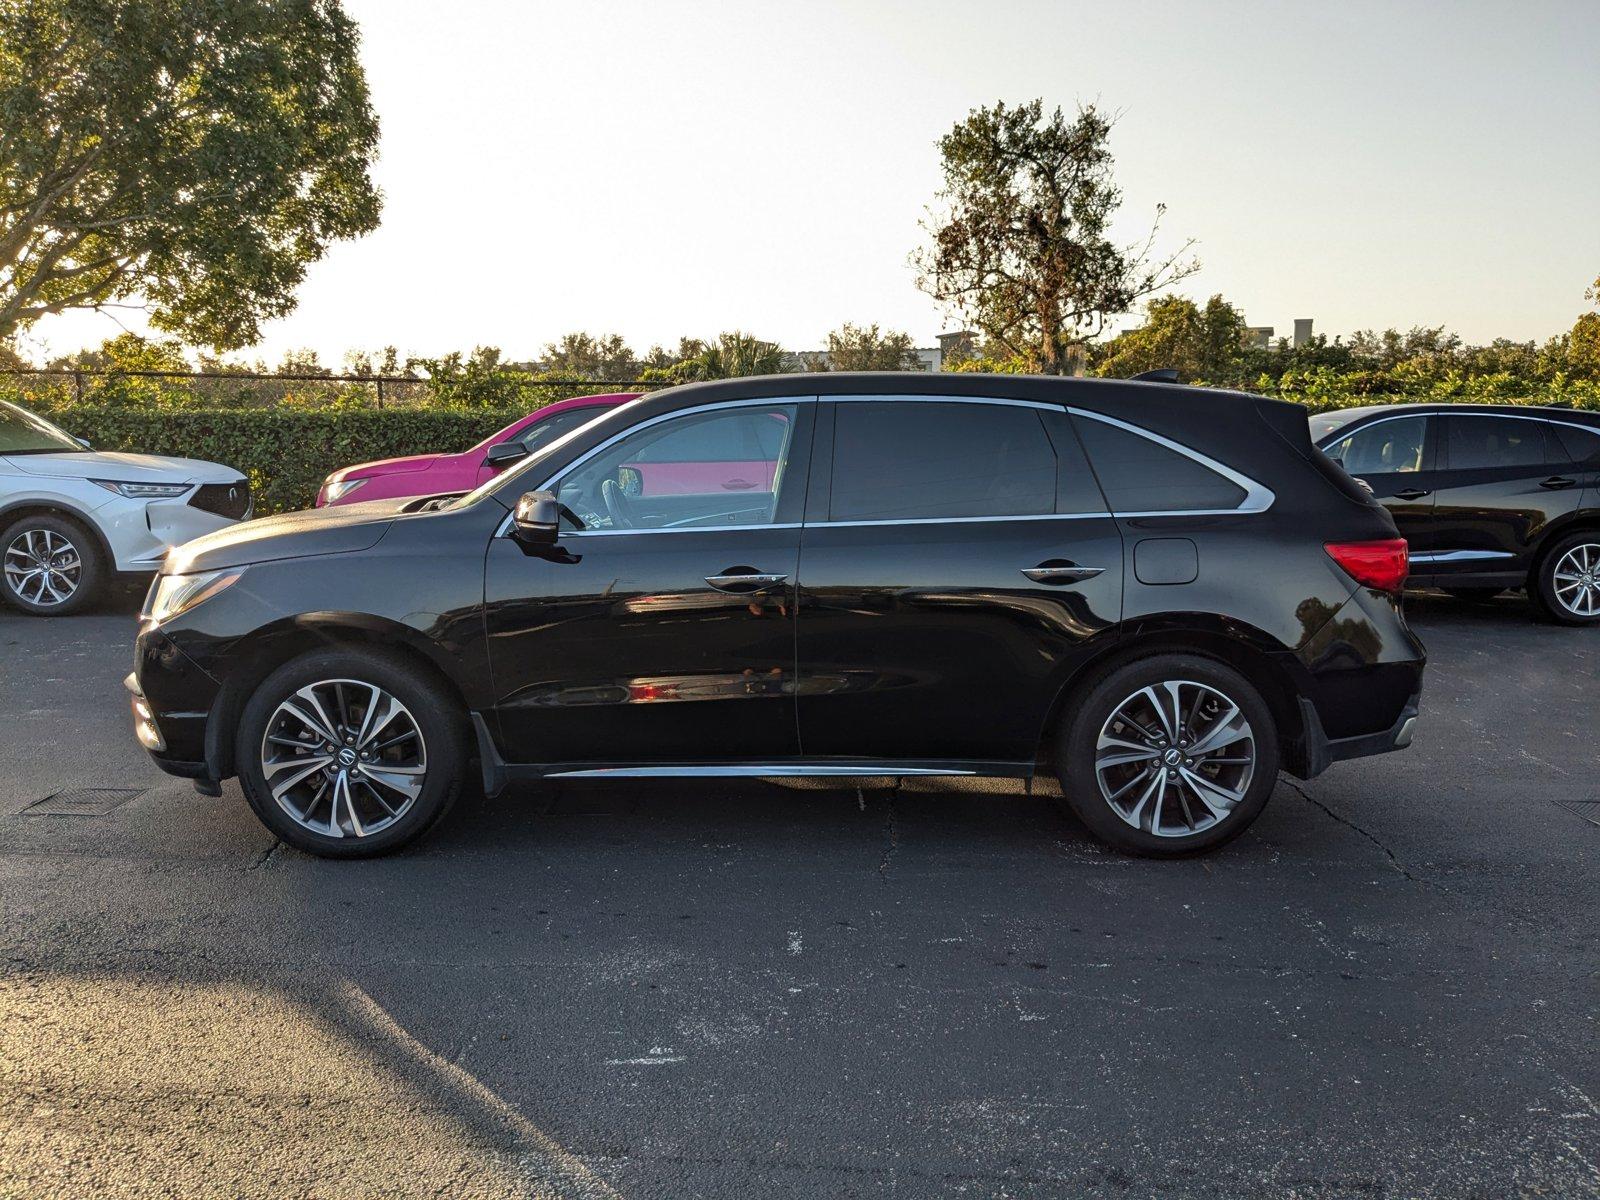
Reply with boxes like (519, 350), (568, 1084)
(101, 489), (250, 572)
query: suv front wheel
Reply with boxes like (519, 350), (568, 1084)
(236, 648), (467, 858)
(1056, 654), (1279, 856)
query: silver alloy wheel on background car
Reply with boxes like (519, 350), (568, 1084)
(1093, 679), (1257, 838)
(259, 678), (427, 839)
(1551, 542), (1600, 618)
(3, 528), (82, 608)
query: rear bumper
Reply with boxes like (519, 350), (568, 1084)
(1295, 691), (1420, 779)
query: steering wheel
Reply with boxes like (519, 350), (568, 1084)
(600, 478), (636, 529)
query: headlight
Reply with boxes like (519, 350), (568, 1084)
(321, 477), (368, 503)
(142, 569), (242, 624)
(91, 479), (192, 499)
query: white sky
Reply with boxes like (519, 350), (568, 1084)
(27, 0), (1600, 366)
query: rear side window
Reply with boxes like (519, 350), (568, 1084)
(829, 401), (1061, 521)
(1552, 422), (1600, 464)
(1072, 416), (1248, 512)
(1445, 416), (1555, 469)
(1323, 416), (1428, 475)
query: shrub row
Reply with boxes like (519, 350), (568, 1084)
(50, 407), (529, 515)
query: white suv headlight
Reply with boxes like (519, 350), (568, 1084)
(91, 479), (192, 499)
(142, 569), (242, 624)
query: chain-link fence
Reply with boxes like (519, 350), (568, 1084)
(0, 368), (673, 411)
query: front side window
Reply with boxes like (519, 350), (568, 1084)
(0, 401), (81, 455)
(1446, 416), (1552, 470)
(1324, 416), (1428, 476)
(556, 403), (798, 531)
(828, 401), (1059, 521)
(1073, 416), (1249, 511)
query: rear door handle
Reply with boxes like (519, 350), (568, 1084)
(1022, 564), (1104, 584)
(1541, 476), (1576, 490)
(1393, 488), (1432, 500)
(705, 570), (788, 593)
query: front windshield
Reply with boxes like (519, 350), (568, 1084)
(0, 401), (82, 455)
(457, 394), (648, 509)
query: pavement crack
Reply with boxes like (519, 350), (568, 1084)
(877, 780), (900, 881)
(1282, 778), (1434, 888)
(247, 839), (284, 872)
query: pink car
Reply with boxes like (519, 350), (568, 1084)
(316, 393), (636, 507)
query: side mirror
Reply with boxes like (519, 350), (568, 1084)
(484, 441), (529, 469)
(510, 489), (560, 547)
(75, 436), (92, 450)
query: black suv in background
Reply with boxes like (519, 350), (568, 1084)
(1312, 403), (1600, 623)
(128, 374), (1424, 858)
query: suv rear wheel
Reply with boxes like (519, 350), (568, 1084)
(0, 512), (104, 615)
(1056, 654), (1279, 856)
(236, 648), (466, 858)
(1531, 532), (1600, 625)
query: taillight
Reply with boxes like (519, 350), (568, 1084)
(1324, 538), (1409, 593)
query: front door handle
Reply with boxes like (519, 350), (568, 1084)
(1541, 476), (1576, 490)
(705, 569), (789, 593)
(1022, 563), (1104, 584)
(1393, 487), (1432, 500)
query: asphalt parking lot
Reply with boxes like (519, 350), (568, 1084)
(2, 587), (1597, 1199)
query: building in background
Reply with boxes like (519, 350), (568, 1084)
(1242, 317), (1315, 350)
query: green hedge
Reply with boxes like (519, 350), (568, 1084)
(49, 407), (529, 515)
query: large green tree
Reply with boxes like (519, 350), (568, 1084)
(808, 322), (921, 371)
(1093, 294), (1247, 382)
(640, 332), (788, 383)
(541, 332), (638, 379)
(913, 100), (1198, 374)
(0, 0), (381, 349)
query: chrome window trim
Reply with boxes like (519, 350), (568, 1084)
(1319, 408), (1600, 444)
(1065, 408), (1276, 515)
(495, 392), (1276, 536)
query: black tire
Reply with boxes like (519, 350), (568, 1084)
(0, 511), (105, 615)
(1440, 586), (1503, 603)
(1054, 654), (1279, 857)
(1530, 531), (1600, 626)
(235, 648), (467, 858)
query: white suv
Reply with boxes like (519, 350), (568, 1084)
(1, 400), (250, 615)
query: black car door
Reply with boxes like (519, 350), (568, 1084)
(1425, 413), (1582, 582)
(1320, 412), (1445, 566)
(794, 397), (1123, 767)
(483, 399), (814, 766)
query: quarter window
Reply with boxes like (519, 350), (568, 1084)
(1323, 416), (1428, 476)
(555, 404), (798, 531)
(1446, 416), (1555, 469)
(1073, 416), (1249, 512)
(828, 401), (1060, 521)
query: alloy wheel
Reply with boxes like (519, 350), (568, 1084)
(3, 528), (81, 608)
(1551, 543), (1600, 618)
(260, 678), (427, 839)
(1094, 679), (1256, 838)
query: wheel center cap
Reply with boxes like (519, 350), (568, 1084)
(337, 748), (357, 768)
(1162, 748), (1183, 766)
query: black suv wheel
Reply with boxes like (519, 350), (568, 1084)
(0, 512), (104, 615)
(1532, 532), (1600, 625)
(1056, 654), (1279, 856)
(235, 648), (467, 858)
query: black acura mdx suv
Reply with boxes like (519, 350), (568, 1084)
(129, 374), (1425, 858)
(1313, 402), (1600, 623)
